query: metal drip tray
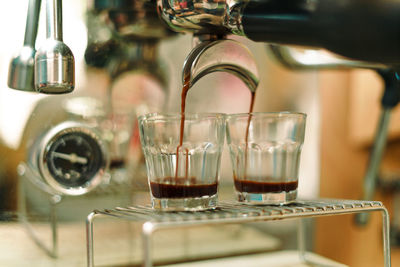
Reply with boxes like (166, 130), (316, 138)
(86, 199), (391, 267)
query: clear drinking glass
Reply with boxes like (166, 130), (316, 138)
(138, 113), (226, 211)
(226, 112), (306, 205)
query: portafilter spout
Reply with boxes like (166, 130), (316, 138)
(182, 36), (259, 93)
(35, 0), (75, 94)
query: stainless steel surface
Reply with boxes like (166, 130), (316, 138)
(183, 37), (259, 92)
(47, 0), (62, 40)
(267, 45), (385, 70)
(35, 0), (75, 94)
(224, 0), (247, 36)
(86, 199), (391, 267)
(7, 0), (41, 91)
(157, 0), (229, 34)
(157, 0), (247, 35)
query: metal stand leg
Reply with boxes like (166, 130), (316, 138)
(381, 208), (392, 267)
(86, 212), (96, 267)
(50, 197), (58, 257)
(297, 219), (307, 262)
(142, 222), (154, 267)
(298, 209), (391, 267)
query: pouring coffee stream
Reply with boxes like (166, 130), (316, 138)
(175, 37), (259, 182)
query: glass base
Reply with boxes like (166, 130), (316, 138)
(151, 194), (218, 211)
(236, 189), (297, 205)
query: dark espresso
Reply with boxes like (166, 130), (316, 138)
(245, 91), (256, 143)
(234, 178), (298, 193)
(244, 92), (256, 173)
(175, 74), (191, 179)
(150, 177), (218, 198)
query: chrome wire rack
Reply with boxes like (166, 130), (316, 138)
(86, 199), (391, 267)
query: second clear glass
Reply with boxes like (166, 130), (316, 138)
(226, 112), (306, 205)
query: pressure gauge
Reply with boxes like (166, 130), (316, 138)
(37, 121), (108, 195)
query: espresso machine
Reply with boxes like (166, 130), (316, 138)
(3, 0), (400, 266)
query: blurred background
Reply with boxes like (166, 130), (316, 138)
(0, 0), (399, 266)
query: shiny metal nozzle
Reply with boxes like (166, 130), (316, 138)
(8, 46), (36, 92)
(35, 39), (75, 94)
(8, 0), (41, 92)
(35, 0), (74, 94)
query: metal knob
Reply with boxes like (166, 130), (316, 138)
(35, 0), (74, 94)
(8, 0), (41, 91)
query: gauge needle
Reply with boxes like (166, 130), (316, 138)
(52, 152), (88, 164)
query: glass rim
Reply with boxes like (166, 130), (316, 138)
(138, 112), (226, 122)
(226, 111), (306, 120)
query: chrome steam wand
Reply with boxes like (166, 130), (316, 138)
(35, 0), (75, 94)
(8, 0), (42, 91)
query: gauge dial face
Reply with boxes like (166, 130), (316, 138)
(46, 132), (103, 187)
(39, 123), (107, 195)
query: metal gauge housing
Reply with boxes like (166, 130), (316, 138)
(38, 121), (108, 196)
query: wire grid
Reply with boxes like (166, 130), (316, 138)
(86, 199), (391, 267)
